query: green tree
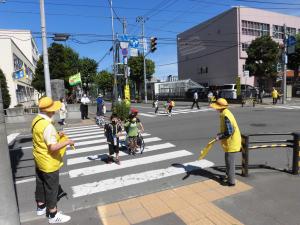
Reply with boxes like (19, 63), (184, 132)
(32, 58), (45, 93)
(128, 55), (155, 98)
(288, 34), (300, 82)
(246, 36), (280, 88)
(93, 70), (113, 95)
(0, 68), (11, 109)
(79, 57), (98, 91)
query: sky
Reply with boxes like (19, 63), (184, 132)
(0, 0), (299, 81)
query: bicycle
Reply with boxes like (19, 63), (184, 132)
(96, 116), (105, 127)
(124, 132), (145, 155)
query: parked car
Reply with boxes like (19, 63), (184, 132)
(220, 84), (258, 99)
(186, 87), (209, 100)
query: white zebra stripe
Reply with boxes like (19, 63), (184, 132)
(69, 150), (192, 178)
(63, 125), (99, 131)
(72, 159), (214, 198)
(67, 142), (175, 165)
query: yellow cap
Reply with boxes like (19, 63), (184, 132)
(39, 97), (62, 112)
(210, 98), (228, 110)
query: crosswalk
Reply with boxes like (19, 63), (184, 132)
(263, 105), (300, 110)
(139, 107), (213, 117)
(59, 124), (214, 199)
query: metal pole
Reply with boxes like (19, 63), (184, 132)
(282, 24), (287, 104)
(141, 19), (148, 103)
(241, 135), (249, 177)
(0, 88), (20, 225)
(123, 18), (128, 85)
(292, 133), (299, 175)
(39, 0), (51, 97)
(109, 0), (118, 104)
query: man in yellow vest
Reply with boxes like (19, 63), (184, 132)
(32, 97), (74, 223)
(210, 98), (241, 186)
(271, 87), (279, 105)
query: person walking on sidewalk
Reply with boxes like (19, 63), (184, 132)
(191, 91), (200, 109)
(59, 97), (67, 125)
(272, 87), (279, 105)
(210, 98), (241, 186)
(32, 97), (75, 223)
(104, 114), (122, 164)
(153, 99), (159, 114)
(80, 94), (90, 120)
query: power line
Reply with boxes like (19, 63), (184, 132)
(233, 0), (300, 6)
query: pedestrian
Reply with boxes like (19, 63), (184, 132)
(32, 97), (74, 223)
(153, 99), (159, 114)
(104, 114), (122, 164)
(168, 99), (175, 116)
(59, 97), (67, 125)
(207, 91), (214, 104)
(210, 98), (241, 186)
(80, 94), (90, 120)
(124, 112), (144, 154)
(191, 91), (200, 109)
(96, 94), (104, 125)
(271, 87), (278, 105)
(259, 89), (264, 104)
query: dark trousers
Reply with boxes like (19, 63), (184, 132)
(155, 107), (159, 114)
(81, 104), (89, 119)
(225, 152), (236, 185)
(272, 98), (277, 105)
(35, 168), (59, 209)
(191, 99), (200, 109)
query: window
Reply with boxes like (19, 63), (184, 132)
(13, 54), (23, 71)
(243, 64), (246, 71)
(242, 20), (270, 37)
(242, 43), (249, 51)
(273, 26), (296, 39)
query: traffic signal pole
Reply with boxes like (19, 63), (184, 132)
(0, 88), (20, 225)
(109, 0), (118, 104)
(136, 16), (148, 103)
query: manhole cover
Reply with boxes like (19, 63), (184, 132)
(250, 123), (267, 127)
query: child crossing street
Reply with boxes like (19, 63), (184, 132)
(104, 114), (123, 165)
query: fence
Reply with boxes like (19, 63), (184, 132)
(241, 132), (300, 177)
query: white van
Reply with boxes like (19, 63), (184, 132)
(220, 84), (257, 99)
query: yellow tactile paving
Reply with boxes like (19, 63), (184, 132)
(97, 179), (252, 225)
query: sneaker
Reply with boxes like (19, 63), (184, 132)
(49, 211), (71, 224)
(36, 207), (46, 216)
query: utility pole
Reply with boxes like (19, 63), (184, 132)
(136, 16), (148, 103)
(39, 0), (51, 97)
(0, 88), (20, 225)
(282, 24), (287, 104)
(109, 0), (118, 104)
(122, 17), (128, 85)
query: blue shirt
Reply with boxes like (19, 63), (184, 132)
(218, 117), (234, 140)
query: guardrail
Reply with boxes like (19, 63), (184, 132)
(241, 132), (300, 177)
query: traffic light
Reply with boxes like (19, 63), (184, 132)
(150, 37), (157, 53)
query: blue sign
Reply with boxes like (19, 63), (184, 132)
(14, 70), (25, 79)
(129, 37), (139, 48)
(119, 34), (129, 42)
(287, 36), (296, 47)
(122, 48), (128, 56)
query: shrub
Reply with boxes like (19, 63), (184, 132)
(112, 101), (130, 121)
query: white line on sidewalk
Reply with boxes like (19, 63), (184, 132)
(69, 150), (192, 178)
(66, 137), (162, 155)
(68, 131), (104, 138)
(63, 125), (99, 131)
(72, 159), (214, 198)
(67, 142), (175, 165)
(7, 133), (20, 145)
(139, 113), (157, 117)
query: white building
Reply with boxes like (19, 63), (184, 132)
(0, 29), (39, 108)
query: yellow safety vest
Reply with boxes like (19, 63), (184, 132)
(272, 90), (278, 98)
(32, 115), (67, 173)
(220, 109), (241, 153)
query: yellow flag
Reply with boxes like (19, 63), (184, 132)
(198, 139), (217, 160)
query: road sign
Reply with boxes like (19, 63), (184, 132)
(120, 41), (129, 49)
(287, 36), (296, 47)
(129, 37), (139, 48)
(119, 34), (129, 42)
(130, 48), (138, 57)
(122, 48), (128, 56)
(243, 70), (249, 77)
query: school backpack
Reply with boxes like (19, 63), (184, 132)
(170, 101), (175, 107)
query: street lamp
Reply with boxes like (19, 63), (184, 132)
(53, 33), (70, 42)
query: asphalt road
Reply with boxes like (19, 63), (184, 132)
(9, 102), (300, 224)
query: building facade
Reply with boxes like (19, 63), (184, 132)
(0, 30), (39, 108)
(177, 7), (300, 88)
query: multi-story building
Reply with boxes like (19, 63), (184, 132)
(0, 29), (39, 108)
(177, 7), (300, 88)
